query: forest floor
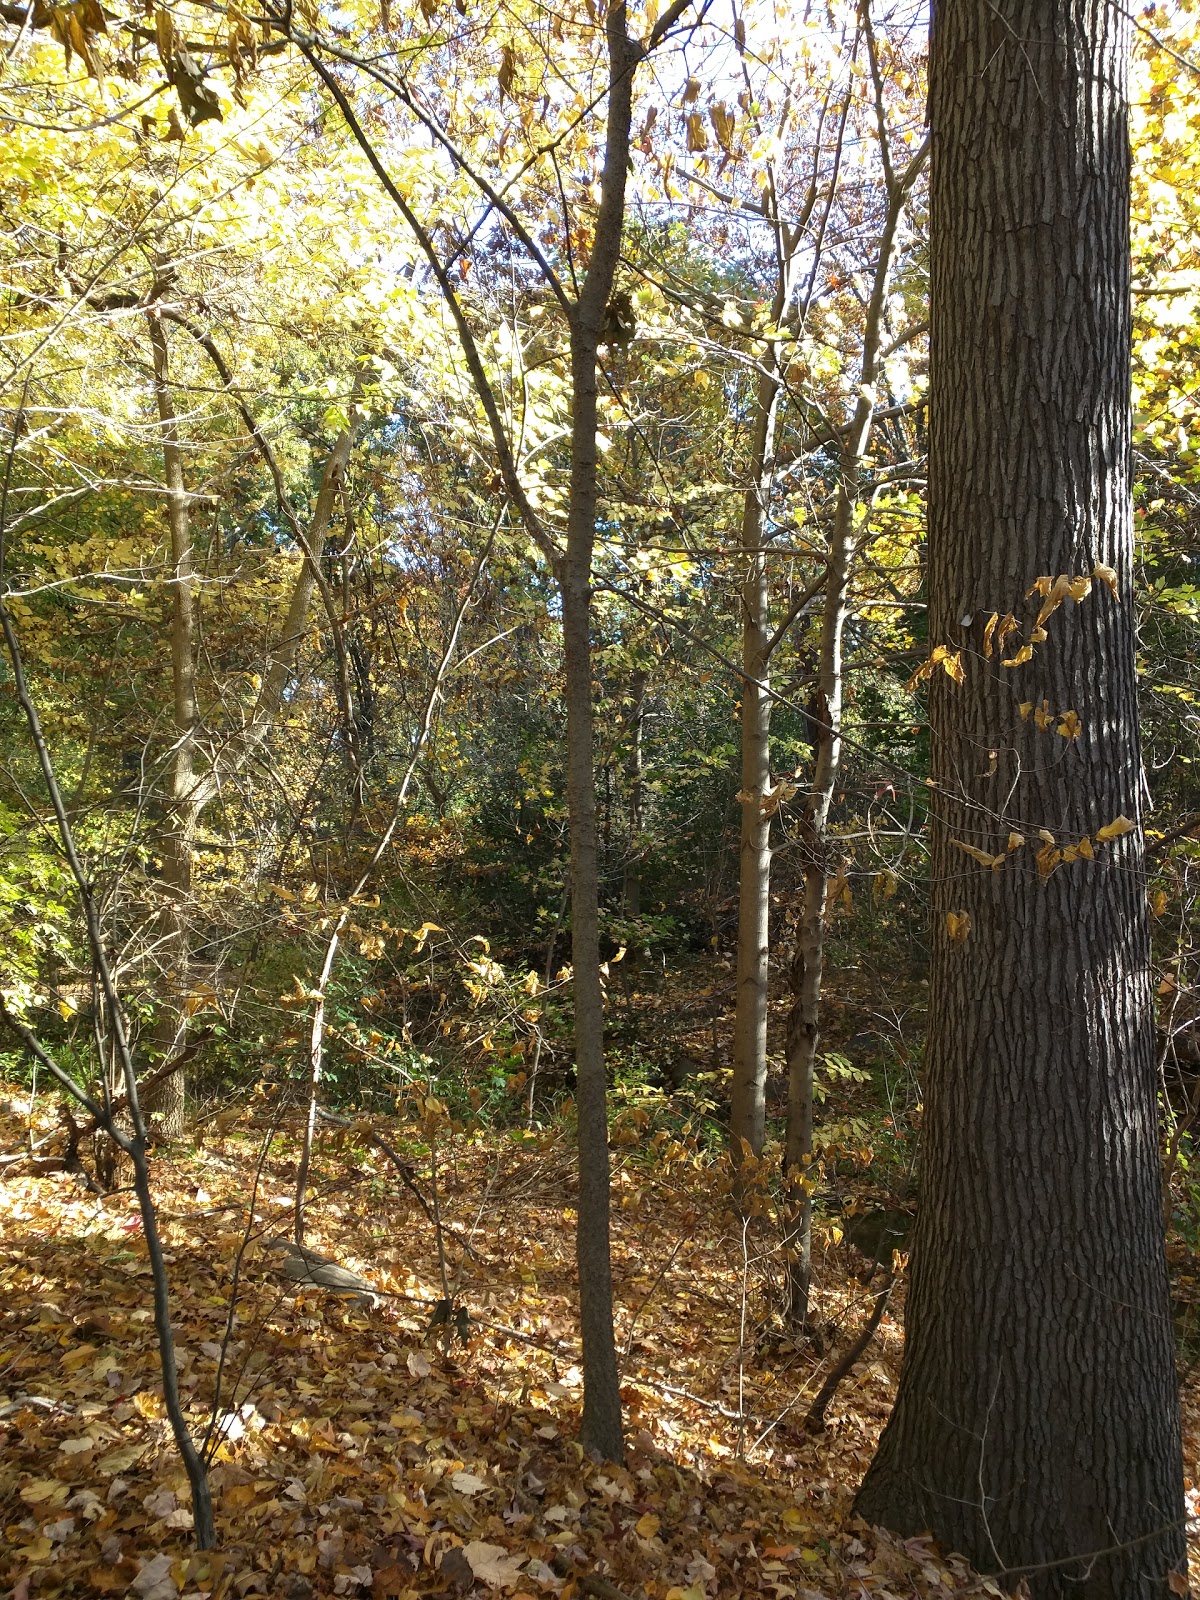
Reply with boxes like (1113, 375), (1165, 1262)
(2, 1077), (1199, 1600)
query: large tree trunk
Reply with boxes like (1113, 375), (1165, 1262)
(854, 6), (1185, 1594)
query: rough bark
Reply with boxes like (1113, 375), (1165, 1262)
(854, 6), (1186, 1594)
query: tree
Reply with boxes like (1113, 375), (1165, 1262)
(854, 5), (1186, 1595)
(277, 0), (702, 1461)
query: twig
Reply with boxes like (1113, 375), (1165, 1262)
(580, 1576), (640, 1600)
(620, 1238), (683, 1374)
(314, 1107), (478, 1259)
(803, 1272), (894, 1431)
(201, 1103), (287, 1459)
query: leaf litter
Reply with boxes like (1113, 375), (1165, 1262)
(1, 1094), (1195, 1599)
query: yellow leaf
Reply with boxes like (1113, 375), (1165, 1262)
(762, 779), (797, 816)
(951, 839), (1005, 869)
(709, 102), (736, 152)
(686, 111), (708, 152)
(945, 910), (972, 943)
(1094, 562), (1119, 597)
(1034, 574), (1073, 626)
(1006, 832), (1025, 852)
(1066, 575), (1092, 602)
(1030, 625), (1048, 643)
(908, 644), (965, 690)
(154, 5), (174, 63)
(827, 867), (853, 911)
(1057, 710), (1082, 739)
(1002, 645), (1034, 667)
(184, 986), (216, 1016)
(1151, 888), (1168, 917)
(1025, 575), (1053, 599)
(1018, 701), (1034, 720)
(1034, 701), (1054, 730)
(498, 42), (516, 99)
(1076, 835), (1094, 860)
(982, 612), (998, 658)
(635, 1513), (661, 1539)
(1036, 841), (1062, 877)
(1094, 815), (1135, 843)
(941, 648), (966, 685)
(996, 612), (1019, 652)
(20, 1478), (70, 1507)
(610, 945), (627, 963)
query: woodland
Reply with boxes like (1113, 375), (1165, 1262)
(2, 0), (1200, 1597)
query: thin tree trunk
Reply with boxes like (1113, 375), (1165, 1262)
(728, 139), (837, 1160)
(0, 586), (214, 1549)
(782, 107), (927, 1332)
(622, 668), (646, 922)
(566, 0), (643, 1464)
(238, 420), (357, 759)
(286, 0), (694, 1466)
(855, 6), (1185, 1594)
(730, 365), (782, 1159)
(140, 316), (357, 1133)
(782, 486), (851, 1329)
(145, 309), (198, 1138)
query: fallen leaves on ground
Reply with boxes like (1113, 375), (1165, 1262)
(0, 1094), (1192, 1599)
